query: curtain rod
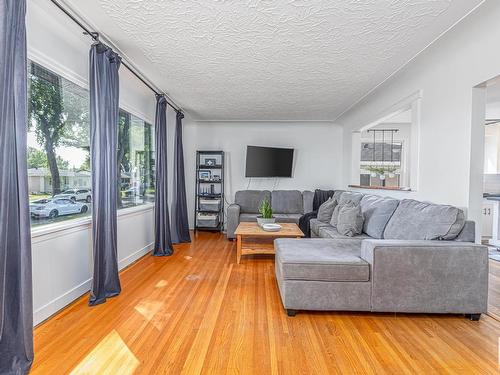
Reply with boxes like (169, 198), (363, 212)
(49, 0), (182, 113)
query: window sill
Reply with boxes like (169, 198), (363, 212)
(31, 203), (155, 239)
(348, 185), (412, 192)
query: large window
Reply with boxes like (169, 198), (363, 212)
(27, 61), (155, 228)
(28, 61), (91, 227)
(117, 110), (155, 209)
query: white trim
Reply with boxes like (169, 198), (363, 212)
(33, 241), (154, 326)
(28, 47), (88, 89)
(357, 90), (423, 132)
(34, 277), (91, 325)
(118, 242), (154, 270)
(31, 203), (154, 240)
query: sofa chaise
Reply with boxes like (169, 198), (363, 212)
(227, 190), (314, 239)
(275, 191), (488, 320)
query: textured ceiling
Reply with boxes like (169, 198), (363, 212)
(64, 0), (483, 121)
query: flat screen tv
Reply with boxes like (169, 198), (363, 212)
(245, 145), (294, 178)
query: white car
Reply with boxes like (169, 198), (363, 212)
(30, 198), (89, 219)
(54, 188), (92, 203)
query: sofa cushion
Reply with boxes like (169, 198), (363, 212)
(360, 194), (400, 239)
(310, 218), (331, 235)
(337, 202), (364, 237)
(318, 225), (371, 240)
(239, 213), (259, 222)
(317, 198), (337, 222)
(275, 238), (369, 282)
(235, 190), (271, 213)
(303, 190), (314, 214)
(272, 190), (304, 214)
(332, 190), (345, 202)
(239, 213), (301, 224)
(273, 213), (302, 224)
(383, 199), (466, 240)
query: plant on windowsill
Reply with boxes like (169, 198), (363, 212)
(257, 198), (275, 227)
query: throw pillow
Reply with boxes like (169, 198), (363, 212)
(317, 198), (337, 222)
(337, 201), (364, 237)
(330, 202), (342, 227)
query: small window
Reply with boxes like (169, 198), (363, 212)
(351, 92), (420, 191)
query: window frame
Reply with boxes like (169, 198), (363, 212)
(350, 90), (421, 192)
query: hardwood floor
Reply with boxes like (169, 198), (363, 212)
(32, 232), (500, 374)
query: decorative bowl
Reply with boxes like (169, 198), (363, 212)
(262, 223), (282, 232)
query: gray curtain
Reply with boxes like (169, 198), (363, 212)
(89, 43), (122, 306)
(171, 111), (191, 243)
(0, 0), (34, 373)
(153, 95), (174, 256)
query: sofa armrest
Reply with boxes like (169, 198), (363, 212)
(226, 204), (241, 239)
(360, 239), (488, 314)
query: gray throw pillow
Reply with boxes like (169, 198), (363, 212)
(330, 202), (342, 227)
(317, 198), (337, 222)
(337, 202), (364, 237)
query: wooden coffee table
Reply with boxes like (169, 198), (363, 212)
(234, 222), (304, 264)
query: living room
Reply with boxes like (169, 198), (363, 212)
(3, 0), (500, 374)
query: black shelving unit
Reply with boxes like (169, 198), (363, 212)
(194, 151), (224, 232)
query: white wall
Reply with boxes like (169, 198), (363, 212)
(337, 0), (500, 238)
(183, 121), (343, 228)
(27, 0), (159, 325)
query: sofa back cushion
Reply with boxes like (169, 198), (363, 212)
(272, 190), (304, 214)
(360, 194), (400, 239)
(235, 190), (271, 213)
(302, 190), (314, 214)
(383, 199), (466, 240)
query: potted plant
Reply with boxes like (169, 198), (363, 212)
(257, 198), (275, 227)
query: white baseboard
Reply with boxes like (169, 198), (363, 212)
(34, 278), (92, 326)
(34, 242), (154, 326)
(118, 242), (154, 270)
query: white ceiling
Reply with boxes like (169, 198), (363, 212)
(62, 0), (482, 121)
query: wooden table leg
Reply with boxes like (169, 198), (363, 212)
(236, 234), (242, 264)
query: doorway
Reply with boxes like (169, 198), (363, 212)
(478, 75), (500, 320)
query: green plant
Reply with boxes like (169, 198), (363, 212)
(259, 198), (273, 219)
(364, 166), (397, 175)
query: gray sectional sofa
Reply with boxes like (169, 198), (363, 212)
(275, 191), (488, 320)
(227, 190), (314, 239)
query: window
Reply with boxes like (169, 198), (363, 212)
(359, 134), (403, 188)
(351, 93), (420, 191)
(27, 61), (155, 228)
(117, 109), (155, 209)
(28, 61), (91, 227)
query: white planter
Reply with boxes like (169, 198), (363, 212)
(257, 216), (276, 227)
